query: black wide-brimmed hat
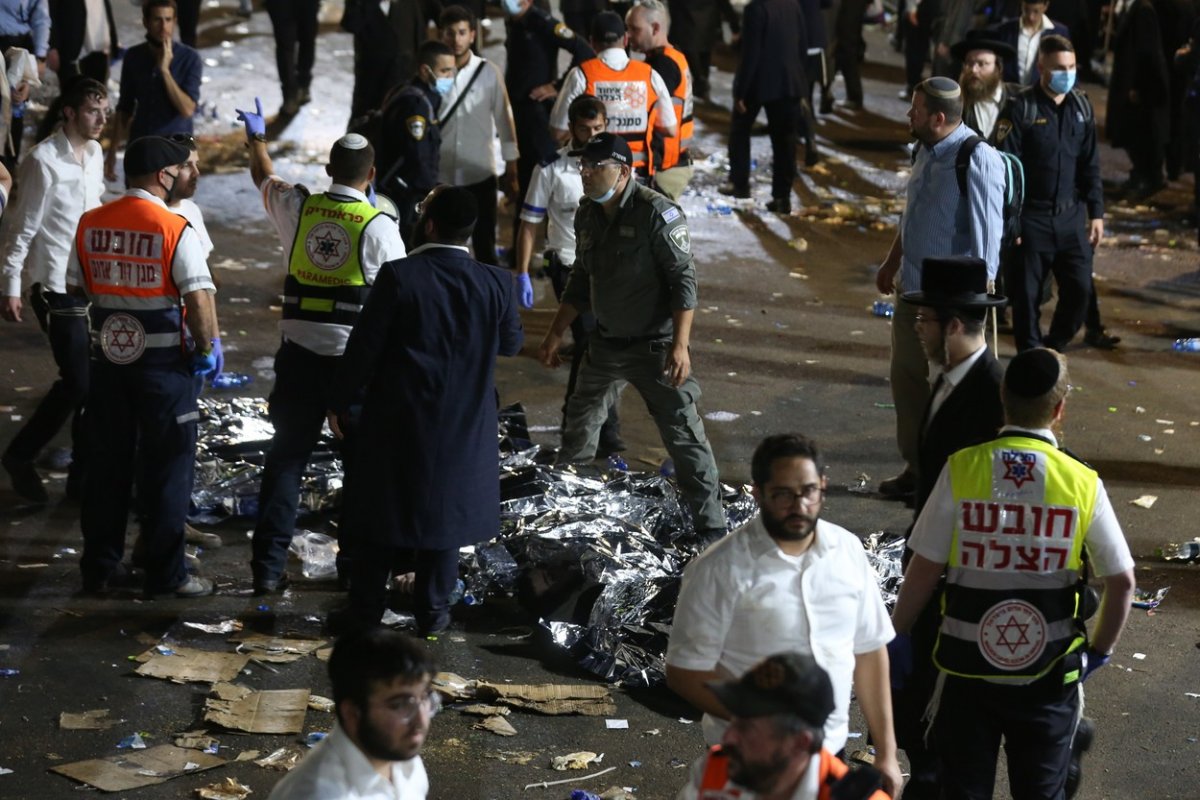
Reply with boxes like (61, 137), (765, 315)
(901, 256), (1007, 309)
(951, 29), (1017, 63)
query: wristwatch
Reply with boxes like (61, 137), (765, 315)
(251, 133), (267, 143)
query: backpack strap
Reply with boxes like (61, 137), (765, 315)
(954, 134), (985, 196)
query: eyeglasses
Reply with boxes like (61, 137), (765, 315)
(914, 313), (941, 324)
(385, 689), (442, 723)
(766, 485), (824, 507)
(579, 159), (619, 172)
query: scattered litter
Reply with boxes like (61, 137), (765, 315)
(381, 609), (416, 628)
(525, 765), (616, 791)
(458, 704), (510, 717)
(703, 410), (740, 423)
(51, 745), (224, 792)
(643, 729), (660, 736)
(570, 791), (601, 800)
(1132, 587), (1170, 609)
(1132, 653), (1146, 660)
(628, 760), (642, 767)
(304, 731), (327, 747)
(485, 750), (538, 764)
(1130, 495), (1158, 509)
(474, 716), (518, 736)
(1156, 419), (1174, 425)
(234, 751), (260, 762)
(232, 633), (327, 663)
(183, 620), (243, 635)
(553, 752), (603, 771)
(0, 767), (10, 775)
(308, 694), (334, 713)
(605, 719), (629, 729)
(1137, 435), (1152, 442)
(433, 672), (475, 701)
(203, 682), (309, 734)
(174, 731), (220, 753)
(475, 681), (617, 717)
(1186, 693), (1200, 699)
(134, 645), (250, 684)
(196, 776), (253, 800)
(288, 531), (339, 579)
(60, 710), (122, 730)
(117, 733), (148, 750)
(677, 717), (694, 725)
(871, 300), (894, 318)
(254, 747), (300, 771)
(1158, 540), (1200, 561)
(1135, 406), (1146, 413)
(874, 402), (895, 409)
(848, 473), (871, 494)
(669, 758), (688, 768)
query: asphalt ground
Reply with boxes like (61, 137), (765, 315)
(0, 2), (1197, 798)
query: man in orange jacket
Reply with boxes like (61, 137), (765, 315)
(677, 652), (896, 800)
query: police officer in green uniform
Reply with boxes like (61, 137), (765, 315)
(889, 348), (1136, 799)
(537, 132), (725, 542)
(236, 98), (408, 595)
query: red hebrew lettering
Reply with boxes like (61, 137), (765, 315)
(988, 540), (1012, 569)
(962, 502), (999, 533)
(1016, 546), (1041, 571)
(1045, 508), (1075, 539)
(961, 541), (986, 567)
(1002, 504), (1027, 535)
(1042, 547), (1069, 570)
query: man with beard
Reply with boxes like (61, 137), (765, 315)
(954, 31), (1017, 140)
(267, 628), (435, 799)
(1, 77), (108, 504)
(678, 653), (893, 800)
(105, 0), (200, 182)
(666, 434), (902, 799)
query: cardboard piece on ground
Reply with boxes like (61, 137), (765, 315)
(459, 704), (510, 717)
(59, 709), (122, 730)
(204, 682), (309, 734)
(433, 671), (475, 700)
(475, 681), (617, 716)
(174, 730), (219, 751)
(49, 744), (225, 792)
(197, 776), (253, 800)
(229, 633), (327, 663)
(473, 715), (518, 736)
(134, 646), (250, 684)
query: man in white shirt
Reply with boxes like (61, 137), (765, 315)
(165, 134), (213, 259)
(666, 434), (902, 799)
(992, 0), (1069, 85)
(0, 77), (107, 504)
(438, 4), (519, 267)
(268, 627), (434, 800)
(548, 11), (676, 178)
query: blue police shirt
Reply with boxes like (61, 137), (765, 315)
(116, 40), (202, 140)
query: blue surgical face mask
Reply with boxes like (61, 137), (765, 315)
(587, 183), (618, 203)
(435, 76), (455, 96)
(502, 0), (524, 15)
(1047, 68), (1076, 95)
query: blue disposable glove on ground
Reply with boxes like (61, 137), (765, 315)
(1082, 647), (1110, 681)
(236, 97), (266, 138)
(191, 349), (218, 378)
(888, 633), (913, 690)
(517, 273), (534, 309)
(209, 337), (224, 384)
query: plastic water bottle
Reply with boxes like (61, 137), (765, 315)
(750, 158), (759, 171)
(1157, 540), (1200, 561)
(446, 578), (466, 605)
(211, 372), (253, 389)
(872, 300), (895, 318)
(607, 453), (628, 472)
(1172, 338), (1200, 352)
(659, 458), (675, 477)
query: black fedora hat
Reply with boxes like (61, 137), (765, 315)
(950, 29), (1017, 63)
(901, 256), (1006, 309)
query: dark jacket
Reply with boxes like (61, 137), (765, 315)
(377, 79), (442, 196)
(49, 0), (117, 63)
(342, 0), (428, 73)
(964, 81), (1017, 141)
(733, 0), (809, 103)
(1106, 0), (1171, 147)
(990, 17), (1071, 85)
(332, 245), (524, 550)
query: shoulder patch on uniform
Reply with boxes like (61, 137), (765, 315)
(668, 225), (690, 254)
(554, 22), (574, 39)
(407, 115), (428, 141)
(539, 152), (562, 168)
(995, 119), (1012, 144)
(661, 206), (680, 224)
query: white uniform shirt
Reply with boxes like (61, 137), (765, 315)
(909, 425), (1136, 578)
(171, 198), (214, 258)
(437, 52), (519, 186)
(519, 146), (583, 265)
(549, 47), (677, 134)
(1, 129), (105, 296)
(65, 188), (215, 298)
(260, 176), (406, 356)
(267, 723), (429, 800)
(666, 516), (895, 755)
(82, 0), (111, 59)
(1017, 16), (1057, 85)
(676, 749), (824, 800)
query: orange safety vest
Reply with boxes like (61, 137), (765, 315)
(650, 45), (694, 172)
(580, 56), (655, 172)
(76, 194), (190, 367)
(697, 746), (891, 800)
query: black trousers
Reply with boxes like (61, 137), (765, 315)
(349, 543), (459, 633)
(512, 98), (558, 245)
(177, 0), (201, 47)
(831, 0), (868, 104)
(1007, 207), (1092, 352)
(729, 97), (798, 200)
(934, 674), (1079, 800)
(266, 0), (320, 102)
(59, 51), (110, 85)
(3, 286), (89, 490)
(465, 175), (499, 266)
(901, 11), (931, 92)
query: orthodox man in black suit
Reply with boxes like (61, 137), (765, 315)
(891, 255), (1006, 800)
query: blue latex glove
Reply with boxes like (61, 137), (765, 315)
(517, 272), (534, 309)
(235, 97), (266, 139)
(191, 349), (218, 378)
(208, 337), (224, 384)
(887, 633), (913, 690)
(1081, 647), (1110, 681)
(366, 182), (378, 207)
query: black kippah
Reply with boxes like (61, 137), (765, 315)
(1007, 348), (1061, 398)
(426, 186), (478, 232)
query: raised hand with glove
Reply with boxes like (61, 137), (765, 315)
(236, 97), (266, 140)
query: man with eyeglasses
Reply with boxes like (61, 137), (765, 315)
(1, 77), (108, 504)
(665, 434), (903, 799)
(268, 627), (436, 799)
(537, 132), (724, 548)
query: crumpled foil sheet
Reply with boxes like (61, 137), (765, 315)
(862, 531), (907, 610)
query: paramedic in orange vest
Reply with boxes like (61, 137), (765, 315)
(548, 11), (676, 179)
(678, 652), (894, 800)
(67, 135), (220, 599)
(625, 0), (694, 200)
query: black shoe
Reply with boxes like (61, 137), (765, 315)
(804, 145), (820, 167)
(280, 96), (300, 116)
(878, 469), (915, 498)
(3, 454), (48, 504)
(718, 183), (750, 199)
(819, 96), (834, 115)
(81, 563), (136, 596)
(1083, 328), (1120, 349)
(253, 572), (291, 597)
(417, 611), (452, 637)
(297, 86), (312, 106)
(595, 436), (627, 459)
(766, 197), (792, 214)
(1065, 717), (1095, 799)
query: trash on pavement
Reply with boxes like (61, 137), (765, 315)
(473, 715), (518, 736)
(288, 531), (339, 579)
(203, 682), (309, 734)
(1130, 495), (1158, 508)
(174, 731), (220, 753)
(59, 709), (122, 730)
(304, 731), (327, 747)
(117, 733), (148, 750)
(134, 645), (250, 684)
(1157, 539), (1200, 561)
(432, 671), (475, 701)
(183, 620), (243, 635)
(50, 745), (224, 792)
(308, 694), (335, 713)
(231, 633), (327, 663)
(253, 747), (300, 771)
(1132, 587), (1170, 609)
(524, 765), (616, 791)
(475, 681), (617, 717)
(605, 719), (629, 729)
(458, 704), (510, 717)
(553, 752), (603, 770)
(196, 776), (253, 800)
(570, 791), (601, 800)
(484, 750), (538, 764)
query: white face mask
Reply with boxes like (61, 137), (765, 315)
(585, 168), (620, 203)
(502, 0), (524, 16)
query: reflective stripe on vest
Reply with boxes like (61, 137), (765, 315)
(581, 57), (654, 168)
(934, 435), (1095, 683)
(653, 46), (694, 171)
(285, 192), (378, 327)
(76, 195), (188, 367)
